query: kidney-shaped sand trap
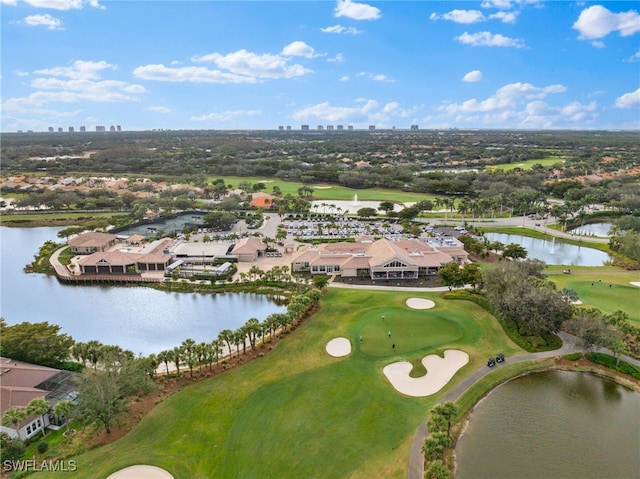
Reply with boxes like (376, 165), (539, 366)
(383, 350), (469, 397)
(631, 282), (640, 287)
(326, 337), (352, 357)
(107, 465), (174, 479)
(406, 298), (436, 309)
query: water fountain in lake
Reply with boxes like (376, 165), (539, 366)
(550, 237), (556, 254)
(353, 193), (359, 206)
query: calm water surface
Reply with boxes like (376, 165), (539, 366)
(485, 232), (611, 266)
(455, 371), (640, 479)
(0, 226), (286, 355)
(567, 222), (613, 238)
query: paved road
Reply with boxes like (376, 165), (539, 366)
(406, 331), (639, 479)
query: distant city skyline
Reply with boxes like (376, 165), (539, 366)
(2, 1), (639, 132)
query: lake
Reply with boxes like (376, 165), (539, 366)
(0, 226), (286, 356)
(484, 232), (611, 266)
(455, 370), (640, 479)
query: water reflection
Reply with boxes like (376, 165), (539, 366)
(0, 226), (286, 356)
(455, 371), (640, 479)
(484, 232), (611, 266)
(567, 222), (613, 238)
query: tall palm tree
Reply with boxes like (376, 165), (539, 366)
(218, 329), (234, 361)
(244, 318), (261, 351)
(2, 407), (27, 439)
(181, 339), (197, 377)
(157, 350), (171, 375)
(171, 346), (182, 377)
(26, 397), (50, 437)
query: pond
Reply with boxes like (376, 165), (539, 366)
(0, 226), (286, 356)
(567, 222), (613, 238)
(112, 211), (208, 238)
(455, 370), (640, 479)
(484, 232), (611, 266)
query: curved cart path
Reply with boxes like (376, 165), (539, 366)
(407, 332), (639, 479)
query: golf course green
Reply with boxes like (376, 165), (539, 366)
(32, 289), (522, 479)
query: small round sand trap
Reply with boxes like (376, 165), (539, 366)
(630, 282), (640, 287)
(383, 350), (469, 397)
(406, 298), (436, 310)
(571, 299), (583, 305)
(107, 465), (174, 479)
(326, 337), (351, 357)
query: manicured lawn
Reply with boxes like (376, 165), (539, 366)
(32, 289), (522, 479)
(546, 268), (640, 324)
(211, 175), (434, 203)
(485, 156), (566, 171)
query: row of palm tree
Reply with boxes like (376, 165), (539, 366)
(151, 288), (323, 378)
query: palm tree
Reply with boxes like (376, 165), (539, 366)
(218, 329), (234, 361)
(53, 400), (74, 432)
(171, 346), (182, 377)
(26, 397), (50, 437)
(244, 318), (261, 351)
(85, 340), (104, 370)
(2, 407), (27, 439)
(157, 350), (171, 375)
(181, 339), (197, 377)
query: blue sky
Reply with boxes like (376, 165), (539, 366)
(2, 0), (639, 132)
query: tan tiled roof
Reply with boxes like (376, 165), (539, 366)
(77, 251), (141, 267)
(68, 232), (117, 248)
(232, 236), (266, 255)
(0, 358), (59, 417)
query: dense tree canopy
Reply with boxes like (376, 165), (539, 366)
(0, 319), (74, 367)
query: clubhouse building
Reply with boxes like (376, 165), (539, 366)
(290, 236), (468, 280)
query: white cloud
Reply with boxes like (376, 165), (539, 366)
(2, 59), (144, 119)
(24, 13), (63, 29)
(357, 71), (394, 82)
(327, 53), (345, 63)
(133, 64), (257, 84)
(281, 41), (320, 58)
(191, 48), (312, 80)
(481, 0), (513, 8)
(455, 31), (525, 47)
(192, 110), (262, 122)
(21, 0), (104, 10)
(334, 0), (381, 21)
(35, 60), (116, 80)
(147, 106), (171, 114)
(432, 9), (517, 24)
(625, 50), (640, 62)
(1, 0), (18, 5)
(292, 99), (415, 126)
(614, 88), (640, 109)
(442, 10), (485, 24)
(321, 24), (362, 34)
(489, 11), (518, 23)
(462, 70), (483, 82)
(442, 82), (566, 115)
(339, 75), (350, 81)
(573, 5), (640, 40)
(591, 40), (605, 49)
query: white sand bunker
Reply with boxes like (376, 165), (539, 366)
(326, 337), (351, 357)
(406, 298), (436, 310)
(383, 350), (469, 397)
(107, 465), (174, 479)
(630, 282), (640, 287)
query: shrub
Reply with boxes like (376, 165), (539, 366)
(586, 352), (640, 380)
(564, 352), (583, 361)
(37, 441), (49, 454)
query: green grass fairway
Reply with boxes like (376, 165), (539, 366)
(32, 289), (522, 479)
(485, 156), (566, 171)
(208, 175), (434, 203)
(547, 269), (640, 325)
